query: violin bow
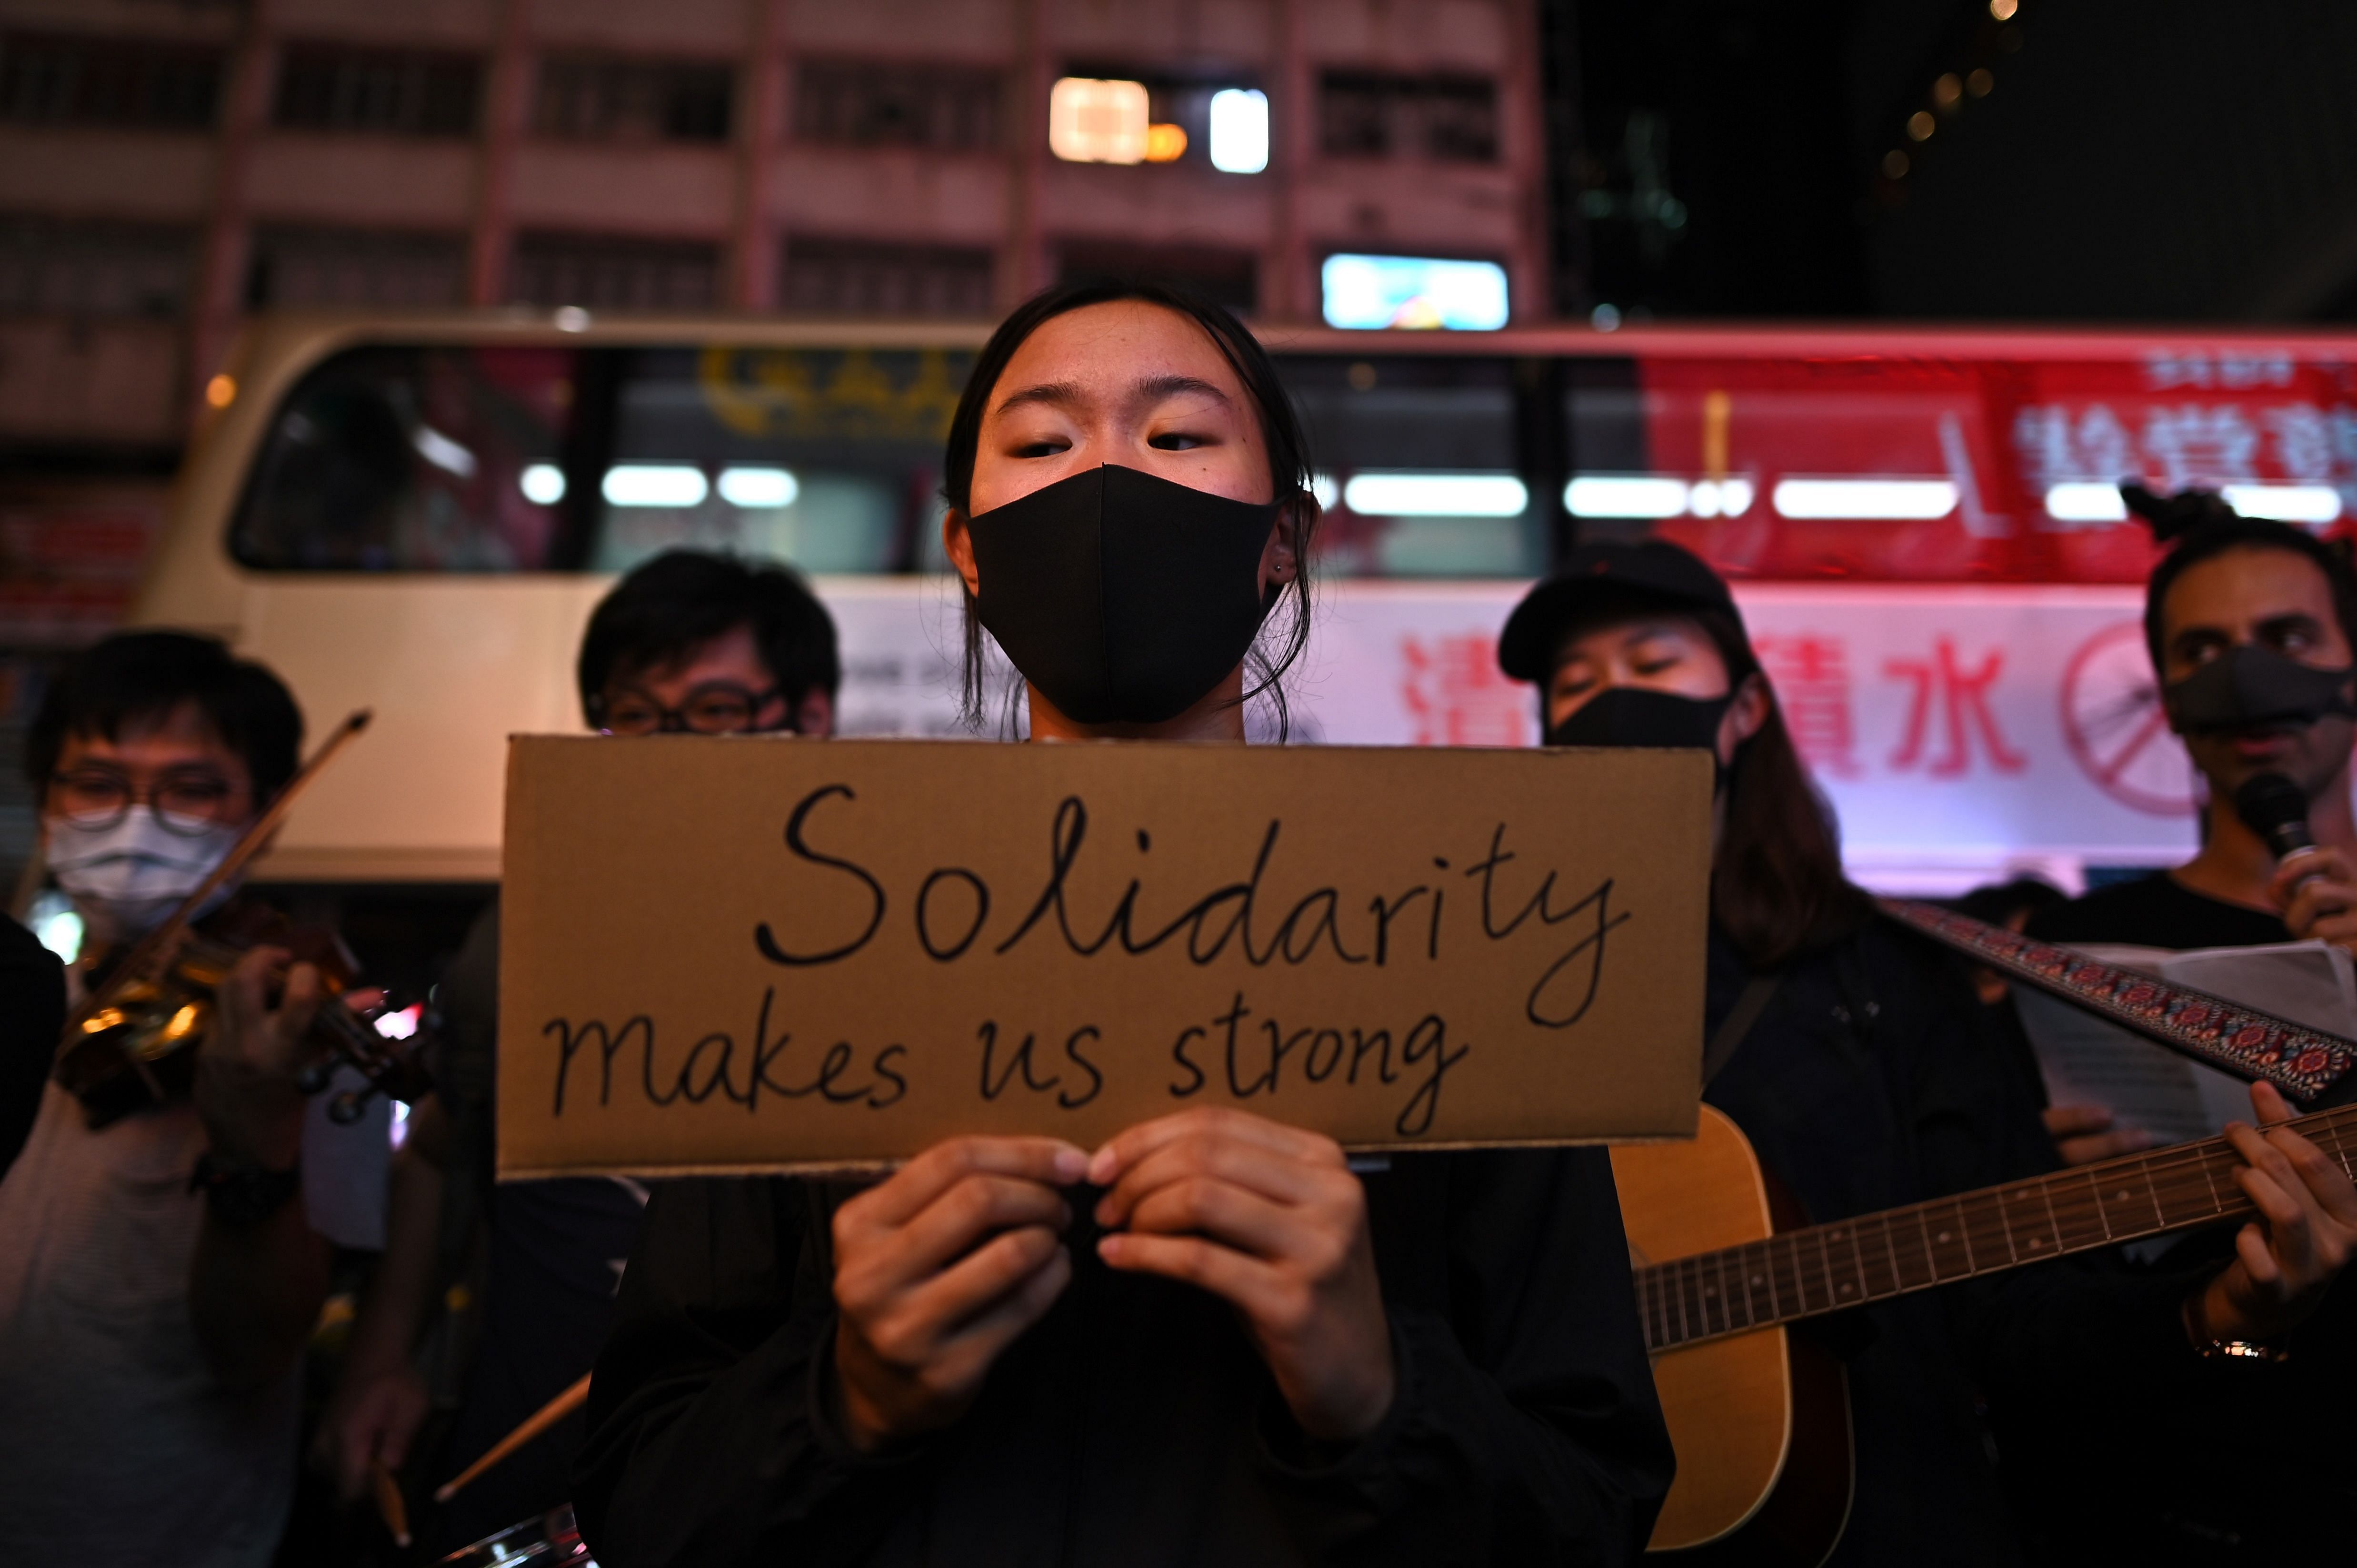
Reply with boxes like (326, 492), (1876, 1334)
(69, 707), (373, 1030)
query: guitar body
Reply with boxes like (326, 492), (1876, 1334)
(1613, 1106), (1853, 1566)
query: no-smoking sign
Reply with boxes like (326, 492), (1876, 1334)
(2060, 622), (2198, 816)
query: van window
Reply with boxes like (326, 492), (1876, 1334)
(230, 342), (974, 574)
(1280, 354), (1540, 577)
(232, 344), (577, 570)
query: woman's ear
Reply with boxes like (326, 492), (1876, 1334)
(943, 508), (981, 598)
(1260, 496), (1314, 593)
(1718, 671), (1771, 766)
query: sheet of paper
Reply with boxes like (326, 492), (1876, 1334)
(2014, 939), (2357, 1144)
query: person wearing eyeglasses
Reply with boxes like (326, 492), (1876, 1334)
(0, 630), (380, 1568)
(319, 549), (840, 1555)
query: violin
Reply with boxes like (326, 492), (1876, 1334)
(52, 710), (434, 1129)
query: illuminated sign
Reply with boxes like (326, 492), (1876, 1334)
(1208, 88), (1268, 173)
(1321, 254), (1509, 331)
(1049, 77), (1148, 164)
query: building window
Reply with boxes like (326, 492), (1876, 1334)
(534, 56), (732, 144)
(274, 44), (481, 138)
(247, 228), (468, 308)
(794, 60), (1001, 152)
(0, 33), (223, 129)
(1058, 242), (1256, 315)
(1319, 72), (1498, 162)
(780, 237), (994, 318)
(509, 233), (718, 311)
(0, 220), (192, 317)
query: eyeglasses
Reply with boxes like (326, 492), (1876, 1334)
(48, 767), (246, 835)
(596, 681), (790, 737)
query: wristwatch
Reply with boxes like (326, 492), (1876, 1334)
(2180, 1291), (2290, 1364)
(188, 1151), (302, 1228)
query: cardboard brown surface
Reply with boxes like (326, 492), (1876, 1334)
(497, 736), (1709, 1177)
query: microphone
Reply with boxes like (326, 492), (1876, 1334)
(2232, 772), (2324, 887)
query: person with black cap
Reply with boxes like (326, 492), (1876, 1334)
(1498, 538), (2357, 1568)
(2010, 489), (2357, 1563)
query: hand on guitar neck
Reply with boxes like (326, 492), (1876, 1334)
(2191, 1079), (2357, 1345)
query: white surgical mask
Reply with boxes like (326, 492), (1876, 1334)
(44, 805), (242, 944)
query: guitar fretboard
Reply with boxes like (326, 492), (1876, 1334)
(1636, 1102), (2357, 1352)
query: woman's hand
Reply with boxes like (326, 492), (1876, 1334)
(1090, 1108), (1395, 1442)
(831, 1136), (1086, 1452)
(2188, 1081), (2357, 1344)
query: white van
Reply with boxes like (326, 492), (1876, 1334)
(130, 309), (2355, 897)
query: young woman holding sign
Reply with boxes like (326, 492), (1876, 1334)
(571, 283), (1675, 1567)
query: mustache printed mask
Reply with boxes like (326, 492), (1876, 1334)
(966, 464), (1283, 726)
(2163, 645), (2357, 734)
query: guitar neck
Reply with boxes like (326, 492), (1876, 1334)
(1636, 1102), (2357, 1353)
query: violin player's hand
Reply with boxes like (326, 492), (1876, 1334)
(197, 945), (324, 1170)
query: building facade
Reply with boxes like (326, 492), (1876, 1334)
(0, 0), (1551, 468)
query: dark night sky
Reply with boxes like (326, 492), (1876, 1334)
(1558, 0), (2357, 323)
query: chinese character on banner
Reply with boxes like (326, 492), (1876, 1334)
(1884, 639), (2028, 777)
(1399, 634), (1531, 747)
(1754, 633), (1860, 777)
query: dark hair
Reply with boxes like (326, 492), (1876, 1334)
(1680, 607), (1874, 969)
(1948, 875), (2066, 931)
(26, 630), (305, 802)
(2131, 486), (2357, 669)
(577, 550), (840, 725)
(941, 277), (1317, 735)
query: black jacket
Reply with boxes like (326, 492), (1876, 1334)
(1700, 918), (2196, 1567)
(573, 1149), (1674, 1567)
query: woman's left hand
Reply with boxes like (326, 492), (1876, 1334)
(1090, 1108), (1395, 1442)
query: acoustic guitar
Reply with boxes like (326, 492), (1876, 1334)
(1611, 1098), (2357, 1564)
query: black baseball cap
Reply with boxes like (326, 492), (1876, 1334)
(1498, 539), (1754, 684)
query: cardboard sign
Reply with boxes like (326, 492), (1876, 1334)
(497, 737), (1710, 1177)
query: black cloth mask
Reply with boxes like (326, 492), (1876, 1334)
(2163, 645), (2357, 734)
(966, 464), (1282, 725)
(1545, 687), (1733, 754)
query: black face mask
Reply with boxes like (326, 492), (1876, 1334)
(967, 464), (1281, 725)
(2163, 645), (2357, 734)
(1545, 687), (1733, 754)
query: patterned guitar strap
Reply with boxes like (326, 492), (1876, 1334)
(1879, 897), (2357, 1106)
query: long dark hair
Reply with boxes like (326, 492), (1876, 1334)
(1686, 607), (1874, 969)
(941, 278), (1318, 736)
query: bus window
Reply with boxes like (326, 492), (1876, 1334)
(1279, 354), (1540, 577)
(232, 344), (578, 571)
(230, 341), (974, 576)
(585, 345), (969, 576)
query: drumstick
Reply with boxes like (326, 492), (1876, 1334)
(373, 1461), (411, 1548)
(433, 1373), (591, 1504)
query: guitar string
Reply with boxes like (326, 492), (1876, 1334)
(1640, 1103), (2357, 1348)
(1668, 1109), (2357, 1344)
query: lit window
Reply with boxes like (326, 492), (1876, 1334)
(1049, 77), (1148, 164)
(1208, 88), (1268, 174)
(1320, 254), (1508, 331)
(718, 466), (799, 508)
(602, 464), (708, 507)
(520, 463), (566, 505)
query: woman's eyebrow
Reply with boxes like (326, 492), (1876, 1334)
(1133, 374), (1230, 407)
(992, 380), (1086, 418)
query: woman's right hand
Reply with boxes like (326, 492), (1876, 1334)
(831, 1136), (1086, 1452)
